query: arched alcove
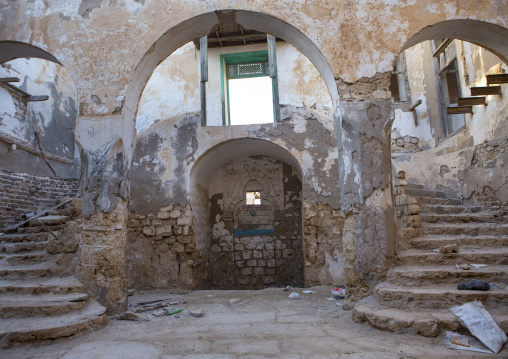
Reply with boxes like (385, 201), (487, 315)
(190, 138), (303, 289)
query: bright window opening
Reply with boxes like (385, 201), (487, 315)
(246, 191), (261, 205)
(221, 51), (275, 126)
(229, 77), (274, 125)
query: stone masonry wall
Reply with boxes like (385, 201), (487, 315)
(392, 171), (422, 251)
(303, 201), (345, 286)
(0, 169), (79, 230)
(126, 203), (206, 290)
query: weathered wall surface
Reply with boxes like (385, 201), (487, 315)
(0, 59), (78, 177)
(137, 41), (332, 131)
(393, 135), (508, 204)
(126, 105), (342, 289)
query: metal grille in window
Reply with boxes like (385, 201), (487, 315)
(227, 62), (269, 79)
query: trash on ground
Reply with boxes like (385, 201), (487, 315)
(165, 308), (182, 316)
(283, 286), (293, 291)
(336, 302), (343, 308)
(444, 331), (492, 354)
(115, 312), (148, 321)
(450, 301), (507, 354)
(470, 264), (488, 269)
(456, 264), (471, 270)
(228, 298), (240, 304)
(439, 244), (458, 254)
(331, 288), (345, 296)
(189, 309), (203, 317)
(457, 279), (490, 291)
(489, 283), (506, 290)
(288, 292), (300, 299)
(302, 290), (316, 294)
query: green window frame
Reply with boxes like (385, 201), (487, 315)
(220, 50), (275, 125)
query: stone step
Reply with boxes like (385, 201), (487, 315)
(374, 282), (508, 310)
(353, 296), (508, 338)
(420, 213), (504, 224)
(0, 276), (86, 295)
(0, 300), (107, 347)
(416, 197), (462, 205)
(410, 235), (508, 250)
(0, 262), (53, 278)
(27, 216), (69, 227)
(18, 224), (67, 234)
(0, 251), (48, 265)
(423, 223), (508, 236)
(0, 292), (89, 318)
(419, 204), (483, 214)
(0, 241), (49, 254)
(0, 232), (49, 243)
(405, 188), (446, 198)
(387, 265), (508, 287)
(404, 183), (424, 189)
(396, 246), (508, 266)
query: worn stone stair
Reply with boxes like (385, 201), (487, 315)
(353, 190), (508, 337)
(0, 202), (106, 347)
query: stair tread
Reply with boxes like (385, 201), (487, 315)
(0, 233), (49, 242)
(377, 282), (508, 294)
(0, 300), (106, 335)
(0, 276), (84, 290)
(390, 264), (508, 273)
(399, 246), (508, 256)
(424, 222), (508, 228)
(355, 296), (508, 323)
(0, 292), (89, 306)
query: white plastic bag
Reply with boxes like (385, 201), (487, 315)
(450, 301), (507, 354)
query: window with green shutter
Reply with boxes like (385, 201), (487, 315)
(220, 51), (275, 125)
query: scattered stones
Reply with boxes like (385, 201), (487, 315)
(288, 292), (300, 300)
(457, 279), (490, 291)
(458, 264), (471, 270)
(228, 298), (240, 304)
(439, 244), (458, 254)
(283, 286), (293, 291)
(189, 309), (204, 317)
(128, 289), (135, 296)
(116, 312), (146, 321)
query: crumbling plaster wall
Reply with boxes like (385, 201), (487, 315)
(126, 105), (343, 289)
(391, 40), (507, 202)
(0, 58), (78, 177)
(136, 41), (332, 131)
(3, 1), (506, 313)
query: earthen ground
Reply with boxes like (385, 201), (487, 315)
(1, 286), (506, 359)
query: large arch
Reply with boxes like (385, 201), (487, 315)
(122, 10), (341, 156)
(401, 19), (508, 65)
(0, 41), (63, 65)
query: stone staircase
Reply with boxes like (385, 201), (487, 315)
(0, 201), (106, 347)
(353, 186), (508, 337)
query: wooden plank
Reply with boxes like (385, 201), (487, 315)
(409, 99), (422, 111)
(267, 34), (280, 123)
(199, 35), (208, 127)
(1, 82), (30, 97)
(207, 33), (267, 44)
(0, 77), (20, 83)
(458, 97), (485, 106)
(27, 95), (49, 102)
(486, 74), (508, 85)
(470, 86), (501, 96)
(447, 106), (472, 115)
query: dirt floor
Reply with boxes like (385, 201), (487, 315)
(1, 286), (506, 359)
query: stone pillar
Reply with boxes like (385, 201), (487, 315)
(338, 99), (396, 303)
(75, 118), (129, 314)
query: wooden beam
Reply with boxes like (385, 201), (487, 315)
(267, 34), (280, 123)
(1, 82), (30, 97)
(27, 95), (49, 102)
(486, 74), (508, 85)
(447, 106), (473, 115)
(458, 97), (486, 106)
(207, 33), (268, 44)
(470, 86), (501, 96)
(0, 77), (20, 83)
(199, 35), (208, 127)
